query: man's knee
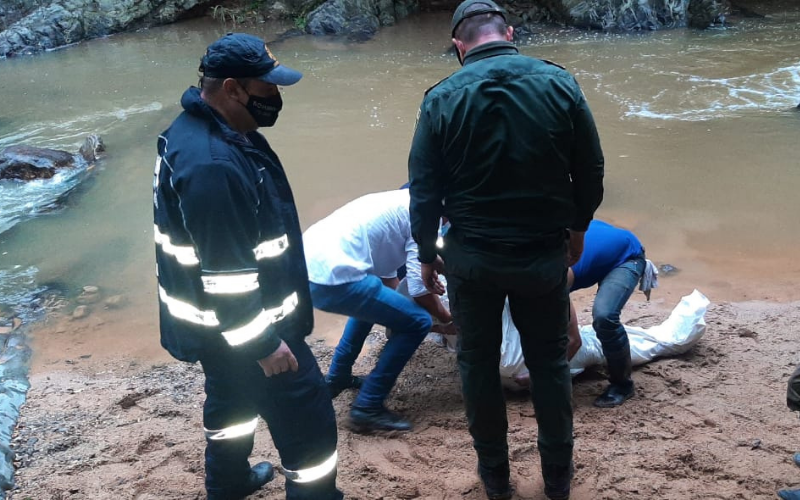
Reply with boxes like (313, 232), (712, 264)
(391, 302), (432, 336)
(592, 302), (621, 332)
(592, 308), (628, 351)
(410, 310), (433, 336)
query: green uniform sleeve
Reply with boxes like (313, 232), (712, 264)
(408, 103), (445, 264)
(569, 78), (605, 232)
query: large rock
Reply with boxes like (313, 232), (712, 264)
(0, 135), (104, 181)
(687, 0), (728, 28)
(0, 0), (213, 58)
(536, 0), (729, 31)
(305, 0), (417, 40)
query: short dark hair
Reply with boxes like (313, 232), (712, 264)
(199, 75), (224, 93)
(198, 76), (257, 94)
(454, 9), (506, 43)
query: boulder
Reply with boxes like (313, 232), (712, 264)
(0, 135), (104, 181)
(533, 0), (729, 31)
(0, 0), (213, 58)
(305, 0), (417, 41)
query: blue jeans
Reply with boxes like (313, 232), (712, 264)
(309, 275), (432, 409)
(592, 255), (646, 356)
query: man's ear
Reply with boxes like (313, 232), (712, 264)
(222, 78), (247, 101)
(505, 25), (514, 41)
(452, 38), (466, 63)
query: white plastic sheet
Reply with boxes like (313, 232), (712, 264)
(401, 279), (709, 389)
(567, 289), (710, 377)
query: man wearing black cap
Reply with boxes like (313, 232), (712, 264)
(153, 33), (343, 500)
(408, 2), (605, 499)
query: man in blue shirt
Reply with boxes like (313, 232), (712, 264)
(568, 220), (646, 408)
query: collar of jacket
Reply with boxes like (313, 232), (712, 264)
(462, 40), (519, 67)
(180, 86), (255, 147)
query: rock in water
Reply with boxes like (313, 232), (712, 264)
(659, 264), (679, 276)
(0, 134), (104, 181)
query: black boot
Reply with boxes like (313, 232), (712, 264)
(478, 461), (514, 500)
(542, 461), (574, 500)
(325, 374), (364, 398)
(348, 405), (412, 433)
(207, 461), (275, 500)
(594, 348), (634, 408)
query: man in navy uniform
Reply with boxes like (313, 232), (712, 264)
(153, 33), (343, 500)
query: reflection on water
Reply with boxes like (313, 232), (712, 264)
(0, 9), (799, 341)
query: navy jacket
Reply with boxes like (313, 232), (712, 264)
(153, 87), (313, 363)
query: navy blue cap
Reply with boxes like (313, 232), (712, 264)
(200, 33), (302, 86)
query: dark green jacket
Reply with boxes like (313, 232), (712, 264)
(408, 41), (604, 264)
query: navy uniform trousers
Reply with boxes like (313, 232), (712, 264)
(199, 337), (343, 499)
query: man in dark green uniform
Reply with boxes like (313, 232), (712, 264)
(408, 2), (605, 499)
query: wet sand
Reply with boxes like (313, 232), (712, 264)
(11, 274), (800, 499)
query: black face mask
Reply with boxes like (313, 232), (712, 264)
(244, 91), (283, 127)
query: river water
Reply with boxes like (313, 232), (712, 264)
(0, 8), (798, 361)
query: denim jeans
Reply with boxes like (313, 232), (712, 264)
(592, 255), (646, 356)
(309, 274), (432, 409)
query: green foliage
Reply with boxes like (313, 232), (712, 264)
(211, 4), (248, 26)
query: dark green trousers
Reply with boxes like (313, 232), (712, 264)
(445, 240), (573, 469)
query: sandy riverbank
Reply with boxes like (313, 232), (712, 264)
(7, 275), (800, 499)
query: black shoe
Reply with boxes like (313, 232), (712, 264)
(349, 406), (412, 434)
(778, 490), (800, 500)
(542, 461), (574, 500)
(207, 461), (275, 500)
(593, 381), (635, 408)
(478, 462), (514, 500)
(326, 374), (364, 398)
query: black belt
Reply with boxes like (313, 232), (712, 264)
(449, 229), (566, 255)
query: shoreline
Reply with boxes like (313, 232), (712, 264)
(10, 290), (800, 499)
(19, 269), (800, 378)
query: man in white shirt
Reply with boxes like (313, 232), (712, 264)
(304, 189), (451, 433)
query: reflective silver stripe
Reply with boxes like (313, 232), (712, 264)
(154, 225), (200, 266)
(158, 286), (219, 327)
(204, 418), (258, 441)
(202, 272), (260, 295)
(254, 234), (289, 260)
(436, 236), (444, 249)
(283, 451), (338, 483)
(221, 292), (298, 346)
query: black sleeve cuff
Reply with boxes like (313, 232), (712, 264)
(570, 218), (593, 232)
(247, 331), (283, 362)
(418, 246), (438, 264)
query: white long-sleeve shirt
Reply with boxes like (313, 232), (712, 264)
(303, 189), (429, 297)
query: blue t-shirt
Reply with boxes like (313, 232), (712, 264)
(570, 220), (643, 291)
